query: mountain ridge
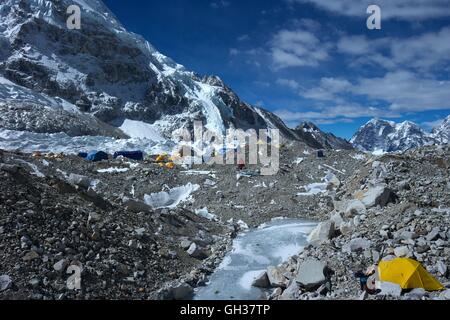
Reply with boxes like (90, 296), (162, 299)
(0, 0), (301, 142)
(351, 117), (449, 152)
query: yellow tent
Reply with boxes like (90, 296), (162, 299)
(378, 258), (444, 291)
(165, 162), (175, 169)
(155, 154), (168, 163)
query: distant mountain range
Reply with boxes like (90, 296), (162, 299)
(351, 116), (450, 152)
(0, 0), (448, 155)
(0, 0), (359, 152)
(293, 122), (353, 150)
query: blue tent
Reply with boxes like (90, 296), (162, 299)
(77, 152), (88, 159)
(86, 151), (109, 162)
(113, 151), (144, 161)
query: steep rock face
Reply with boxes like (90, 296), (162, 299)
(0, 102), (127, 138)
(432, 115), (450, 144)
(293, 122), (353, 150)
(350, 119), (442, 152)
(0, 0), (298, 140)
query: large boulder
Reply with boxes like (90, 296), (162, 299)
(441, 289), (450, 300)
(344, 200), (367, 216)
(342, 238), (371, 253)
(358, 186), (398, 208)
(279, 281), (300, 300)
(394, 246), (410, 258)
(378, 281), (402, 298)
(330, 212), (343, 229)
(67, 173), (91, 190)
(122, 197), (152, 213)
(251, 271), (270, 288)
(0, 275), (12, 291)
(158, 282), (194, 300)
(308, 221), (336, 246)
(266, 266), (288, 288)
(187, 243), (208, 260)
(296, 259), (328, 291)
(339, 221), (355, 235)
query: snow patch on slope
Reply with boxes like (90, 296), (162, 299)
(119, 119), (165, 141)
(0, 128), (174, 155)
(144, 183), (200, 209)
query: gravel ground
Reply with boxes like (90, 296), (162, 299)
(1, 143), (448, 300)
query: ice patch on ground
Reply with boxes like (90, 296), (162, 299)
(181, 170), (214, 176)
(144, 183), (200, 209)
(351, 153), (366, 161)
(297, 182), (328, 196)
(297, 172), (339, 196)
(238, 270), (266, 290)
(372, 149), (387, 156)
(194, 219), (316, 300)
(194, 207), (217, 221)
(97, 167), (129, 173)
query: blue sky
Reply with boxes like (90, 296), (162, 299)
(104, 0), (450, 139)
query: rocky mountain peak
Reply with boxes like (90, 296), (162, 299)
(351, 118), (443, 152)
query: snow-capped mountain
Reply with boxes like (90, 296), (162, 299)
(293, 122), (353, 150)
(351, 119), (436, 152)
(432, 115), (450, 144)
(0, 0), (297, 142)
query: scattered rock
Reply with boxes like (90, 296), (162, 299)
(0, 275), (12, 291)
(53, 259), (68, 273)
(344, 200), (367, 217)
(279, 281), (300, 300)
(67, 174), (91, 190)
(267, 266), (288, 288)
(342, 238), (371, 253)
(308, 221), (336, 246)
(360, 186), (398, 208)
(436, 261), (447, 276)
(88, 212), (101, 224)
(440, 289), (450, 300)
(251, 271), (270, 288)
(404, 288), (426, 300)
(122, 197), (152, 213)
(394, 246), (410, 258)
(22, 250), (40, 261)
(187, 243), (208, 260)
(180, 240), (192, 250)
(426, 228), (441, 242)
(296, 259), (328, 291)
(378, 281), (402, 298)
(160, 282), (194, 300)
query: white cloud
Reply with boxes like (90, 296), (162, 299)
(210, 0), (230, 9)
(237, 34), (250, 42)
(422, 119), (444, 131)
(338, 27), (450, 72)
(229, 48), (239, 56)
(288, 0), (450, 20)
(299, 72), (450, 113)
(276, 78), (301, 90)
(302, 77), (352, 101)
(270, 29), (331, 68)
(337, 35), (382, 55)
(274, 104), (400, 127)
(354, 71), (450, 112)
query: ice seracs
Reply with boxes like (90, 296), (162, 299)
(0, 0), (299, 146)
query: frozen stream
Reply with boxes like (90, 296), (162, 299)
(194, 219), (317, 300)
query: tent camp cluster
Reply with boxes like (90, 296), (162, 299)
(356, 258), (444, 297)
(75, 150), (178, 169)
